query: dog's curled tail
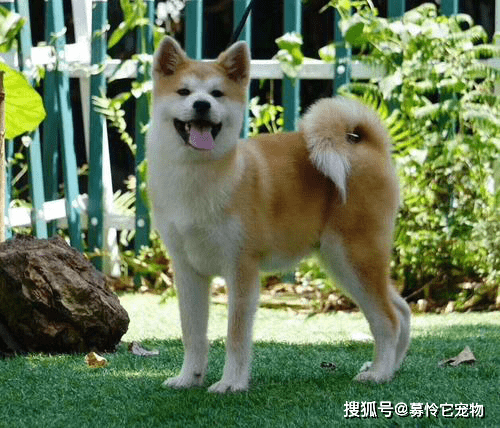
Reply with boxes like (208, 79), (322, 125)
(300, 96), (392, 203)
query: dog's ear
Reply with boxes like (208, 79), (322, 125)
(154, 36), (188, 76)
(217, 41), (250, 85)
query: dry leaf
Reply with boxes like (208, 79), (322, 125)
(85, 351), (108, 368)
(439, 346), (476, 367)
(128, 341), (160, 357)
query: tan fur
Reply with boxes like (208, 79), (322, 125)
(147, 36), (411, 393)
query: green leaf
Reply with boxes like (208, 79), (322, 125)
(108, 21), (129, 49)
(410, 148), (428, 165)
(0, 6), (25, 53)
(275, 32), (303, 60)
(379, 70), (402, 99)
(344, 22), (364, 44)
(0, 63), (46, 139)
(120, 0), (133, 17)
(318, 43), (335, 62)
(275, 32), (304, 79)
(108, 0), (147, 49)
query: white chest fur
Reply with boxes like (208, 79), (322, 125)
(164, 218), (243, 277)
(149, 156), (244, 277)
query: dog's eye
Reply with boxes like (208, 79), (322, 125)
(211, 90), (224, 98)
(347, 132), (361, 144)
(177, 88), (191, 96)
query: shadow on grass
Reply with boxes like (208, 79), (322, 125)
(0, 323), (497, 427)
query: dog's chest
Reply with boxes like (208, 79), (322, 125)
(168, 218), (242, 276)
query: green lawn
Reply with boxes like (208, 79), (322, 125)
(1, 293), (499, 427)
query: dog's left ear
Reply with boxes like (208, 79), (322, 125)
(217, 42), (250, 85)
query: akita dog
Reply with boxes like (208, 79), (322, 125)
(147, 36), (410, 393)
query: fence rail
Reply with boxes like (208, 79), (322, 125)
(2, 0), (500, 275)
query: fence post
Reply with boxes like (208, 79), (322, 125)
(441, 0), (458, 16)
(388, 0), (405, 18)
(0, 0), (14, 239)
(71, 0), (119, 275)
(0, 71), (4, 242)
(134, 0), (154, 286)
(439, 0), (460, 233)
(496, 0), (500, 38)
(88, 0), (108, 269)
(234, 0), (252, 138)
(15, 0), (48, 239)
(45, 0), (83, 251)
(283, 0), (301, 131)
(185, 0), (203, 59)
(43, 2), (59, 238)
(333, 10), (351, 94)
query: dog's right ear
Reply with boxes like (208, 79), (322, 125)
(153, 36), (188, 76)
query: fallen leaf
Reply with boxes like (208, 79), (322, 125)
(439, 346), (476, 367)
(85, 351), (108, 368)
(128, 341), (160, 357)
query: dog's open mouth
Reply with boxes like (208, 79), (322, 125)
(174, 119), (222, 151)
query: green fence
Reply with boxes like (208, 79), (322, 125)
(1, 0), (494, 274)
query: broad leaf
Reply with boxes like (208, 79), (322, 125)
(0, 62), (46, 139)
(344, 22), (364, 44)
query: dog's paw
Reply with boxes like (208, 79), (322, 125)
(353, 362), (393, 383)
(359, 361), (372, 372)
(208, 379), (249, 393)
(163, 373), (203, 389)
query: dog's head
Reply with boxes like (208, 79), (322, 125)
(150, 36), (250, 159)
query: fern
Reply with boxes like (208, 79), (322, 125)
(93, 93), (135, 155)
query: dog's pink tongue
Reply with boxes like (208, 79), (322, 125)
(189, 126), (215, 150)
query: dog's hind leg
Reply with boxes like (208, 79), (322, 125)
(390, 287), (411, 371)
(319, 233), (407, 383)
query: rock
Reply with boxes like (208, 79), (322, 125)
(417, 298), (428, 313)
(211, 277), (226, 294)
(0, 235), (129, 356)
(444, 301), (455, 314)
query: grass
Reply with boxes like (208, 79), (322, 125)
(0, 293), (499, 427)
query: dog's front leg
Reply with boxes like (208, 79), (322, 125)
(164, 254), (211, 389)
(208, 258), (260, 393)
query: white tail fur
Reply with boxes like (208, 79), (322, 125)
(300, 97), (391, 204)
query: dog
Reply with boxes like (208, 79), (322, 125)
(147, 36), (410, 393)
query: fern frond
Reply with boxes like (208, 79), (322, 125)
(458, 45), (500, 64)
(113, 189), (135, 216)
(461, 104), (500, 131)
(343, 82), (383, 100)
(461, 91), (499, 107)
(393, 132), (423, 156)
(462, 63), (496, 81)
(448, 25), (488, 44)
(450, 14), (474, 31)
(412, 103), (440, 120)
(403, 3), (437, 24)
(403, 66), (434, 83)
(410, 79), (437, 95)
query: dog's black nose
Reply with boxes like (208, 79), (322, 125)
(193, 100), (211, 115)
